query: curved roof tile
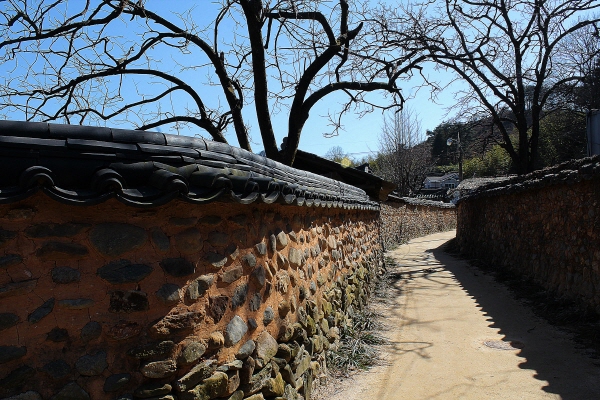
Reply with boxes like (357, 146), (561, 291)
(0, 121), (378, 210)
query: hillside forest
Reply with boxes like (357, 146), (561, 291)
(327, 58), (599, 196)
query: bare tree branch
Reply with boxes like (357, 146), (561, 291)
(0, 0), (424, 165)
(376, 0), (600, 173)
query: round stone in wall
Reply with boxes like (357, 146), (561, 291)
(90, 223), (147, 257)
(75, 351), (108, 376)
(57, 298), (94, 310)
(236, 339), (256, 360)
(155, 283), (181, 305)
(254, 331), (278, 366)
(225, 244), (239, 260)
(160, 258), (195, 277)
(177, 340), (207, 366)
(133, 382), (172, 398)
(149, 312), (204, 337)
(36, 242), (88, 260)
(187, 275), (214, 301)
(173, 228), (203, 254)
(225, 315), (248, 346)
(28, 298), (55, 323)
(250, 265), (266, 287)
(0, 254), (22, 269)
(288, 248), (303, 268)
(230, 283), (248, 310)
(103, 373), (131, 392)
(51, 267), (81, 284)
(140, 360), (177, 379)
(4, 391), (42, 400)
(206, 252), (227, 269)
(42, 359), (71, 380)
(242, 253), (257, 268)
(221, 265), (243, 284)
(109, 290), (149, 313)
(151, 228), (171, 252)
(249, 293), (261, 312)
(81, 321), (102, 343)
(278, 300), (290, 318)
(0, 313), (20, 332)
(51, 382), (90, 400)
(0, 279), (37, 299)
(255, 242), (267, 256)
(209, 295), (229, 323)
(208, 331), (225, 349)
(25, 223), (88, 238)
(263, 306), (275, 326)
(107, 321), (142, 341)
(0, 345), (26, 364)
(276, 231), (289, 250)
(127, 341), (175, 359)
(0, 365), (35, 394)
(247, 318), (258, 331)
(97, 260), (153, 284)
(299, 286), (307, 300)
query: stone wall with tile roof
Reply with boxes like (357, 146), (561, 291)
(0, 121), (381, 400)
(456, 155), (600, 313)
(0, 121), (376, 210)
(380, 197), (456, 250)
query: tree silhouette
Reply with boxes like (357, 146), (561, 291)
(0, 0), (423, 166)
(374, 0), (600, 173)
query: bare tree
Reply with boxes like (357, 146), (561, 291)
(0, 0), (424, 166)
(374, 107), (432, 195)
(374, 0), (600, 173)
(324, 145), (350, 163)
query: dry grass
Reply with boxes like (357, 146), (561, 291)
(327, 309), (387, 374)
(326, 260), (394, 376)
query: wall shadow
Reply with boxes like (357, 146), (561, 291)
(411, 242), (600, 400)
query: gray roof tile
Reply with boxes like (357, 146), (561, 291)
(0, 121), (378, 210)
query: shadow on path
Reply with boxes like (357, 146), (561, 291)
(323, 232), (600, 400)
(420, 242), (600, 400)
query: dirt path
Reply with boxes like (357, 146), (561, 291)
(323, 231), (600, 400)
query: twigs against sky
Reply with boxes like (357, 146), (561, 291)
(373, 0), (600, 173)
(0, 0), (423, 166)
(375, 107), (432, 195)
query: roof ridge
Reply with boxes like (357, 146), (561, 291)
(0, 120), (378, 210)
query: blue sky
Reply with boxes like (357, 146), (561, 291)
(179, 0), (462, 158)
(0, 0), (461, 158)
(291, 63), (460, 159)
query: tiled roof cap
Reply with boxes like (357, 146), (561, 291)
(456, 155), (600, 203)
(425, 172), (458, 182)
(0, 121), (378, 210)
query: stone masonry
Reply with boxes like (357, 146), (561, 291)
(0, 192), (381, 399)
(380, 198), (456, 250)
(457, 156), (600, 313)
(0, 121), (383, 400)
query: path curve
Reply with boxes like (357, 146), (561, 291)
(324, 231), (600, 400)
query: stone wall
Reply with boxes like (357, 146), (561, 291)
(380, 198), (456, 250)
(0, 192), (381, 400)
(0, 121), (383, 400)
(456, 156), (600, 313)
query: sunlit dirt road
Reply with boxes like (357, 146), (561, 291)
(323, 231), (600, 400)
